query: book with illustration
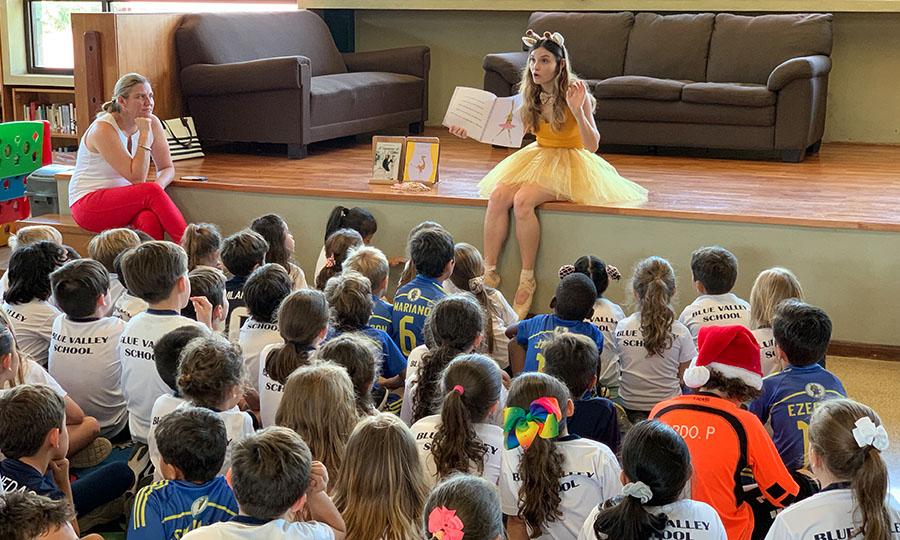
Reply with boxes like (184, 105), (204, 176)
(442, 86), (524, 148)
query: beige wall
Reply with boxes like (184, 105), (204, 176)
(355, 10), (900, 144)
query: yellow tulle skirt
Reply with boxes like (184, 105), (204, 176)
(477, 142), (649, 206)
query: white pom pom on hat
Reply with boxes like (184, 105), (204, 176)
(684, 325), (763, 390)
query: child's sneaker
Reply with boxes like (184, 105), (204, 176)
(69, 437), (112, 469)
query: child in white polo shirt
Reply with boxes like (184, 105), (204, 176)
(48, 259), (128, 439)
(239, 264), (290, 395)
(112, 250), (149, 322)
(87, 228), (141, 316)
(679, 246), (751, 341)
(118, 241), (212, 444)
(2, 241), (66, 366)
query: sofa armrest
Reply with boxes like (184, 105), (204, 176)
(342, 46), (430, 79)
(181, 56), (311, 96)
(767, 55), (832, 92)
(483, 52), (528, 86)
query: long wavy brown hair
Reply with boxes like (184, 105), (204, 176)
(519, 37), (595, 135)
(631, 257), (676, 357)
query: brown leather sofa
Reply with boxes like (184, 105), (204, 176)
(176, 11), (429, 158)
(483, 12), (832, 162)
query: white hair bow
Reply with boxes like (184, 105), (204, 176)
(468, 276), (485, 294)
(852, 416), (889, 452)
(522, 29), (565, 48)
(622, 481), (654, 504)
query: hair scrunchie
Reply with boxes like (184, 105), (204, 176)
(428, 506), (464, 540)
(503, 397), (562, 450)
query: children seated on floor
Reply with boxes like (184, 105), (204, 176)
(251, 214), (308, 290)
(316, 205), (378, 278)
(86, 228), (141, 315)
(182, 266), (229, 334)
(181, 222), (223, 272)
(679, 246), (751, 340)
(749, 267), (805, 374)
(315, 228), (364, 291)
(316, 334), (380, 416)
(238, 263), (290, 400)
(343, 245), (394, 335)
(220, 229), (268, 337)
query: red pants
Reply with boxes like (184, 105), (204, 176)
(71, 182), (187, 243)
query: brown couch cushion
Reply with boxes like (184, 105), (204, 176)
(706, 13), (833, 85)
(176, 11), (347, 77)
(591, 76), (685, 101)
(596, 98), (775, 127)
(682, 82), (775, 107)
(527, 12), (634, 80)
(310, 72), (424, 126)
(624, 13), (714, 82)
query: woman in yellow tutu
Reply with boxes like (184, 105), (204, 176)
(449, 29), (648, 318)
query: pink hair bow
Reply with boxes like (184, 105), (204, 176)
(428, 506), (465, 540)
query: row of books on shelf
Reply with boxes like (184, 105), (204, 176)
(22, 102), (77, 135)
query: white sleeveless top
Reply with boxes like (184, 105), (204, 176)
(69, 113), (140, 206)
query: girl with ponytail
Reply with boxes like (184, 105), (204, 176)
(410, 354), (503, 487)
(400, 294), (484, 425)
(501, 372), (622, 540)
(258, 289), (329, 427)
(614, 256), (696, 422)
(766, 399), (898, 540)
(180, 222), (223, 271)
(581, 420), (726, 540)
(424, 475), (505, 540)
(448, 243), (518, 370)
(315, 229), (364, 290)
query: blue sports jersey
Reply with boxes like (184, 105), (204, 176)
(749, 364), (847, 471)
(392, 275), (446, 356)
(327, 326), (407, 379)
(516, 314), (604, 373)
(129, 476), (238, 540)
(370, 295), (394, 335)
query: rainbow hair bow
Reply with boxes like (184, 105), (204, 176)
(503, 397), (562, 450)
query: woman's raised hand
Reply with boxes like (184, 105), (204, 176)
(566, 80), (587, 113)
(448, 125), (468, 139)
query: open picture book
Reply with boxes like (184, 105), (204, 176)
(442, 86), (524, 148)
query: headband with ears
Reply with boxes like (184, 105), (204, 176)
(522, 29), (566, 49)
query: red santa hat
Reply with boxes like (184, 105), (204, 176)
(683, 325), (763, 390)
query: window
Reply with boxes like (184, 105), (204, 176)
(25, 0), (296, 75)
(26, 0), (106, 74)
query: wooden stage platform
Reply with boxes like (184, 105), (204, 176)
(142, 130), (900, 233)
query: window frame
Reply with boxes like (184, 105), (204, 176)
(24, 0), (110, 75)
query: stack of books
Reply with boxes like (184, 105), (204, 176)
(22, 102), (77, 135)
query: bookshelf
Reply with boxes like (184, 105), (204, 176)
(10, 87), (78, 148)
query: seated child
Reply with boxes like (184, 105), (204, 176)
(750, 300), (846, 482)
(0, 488), (103, 540)
(182, 267), (228, 335)
(130, 407), (238, 540)
(167, 336), (253, 478)
(650, 325), (799, 540)
(392, 227), (455, 356)
(3, 241), (66, 366)
(507, 274), (603, 375)
(765, 399), (900, 540)
(146, 325), (210, 475)
(111, 250), (148, 322)
(118, 241), (209, 444)
(314, 228), (364, 291)
(251, 214), (308, 290)
(423, 475), (504, 540)
(275, 362), (358, 490)
(343, 246), (393, 335)
(258, 290), (329, 427)
(749, 268), (804, 375)
(48, 259), (128, 439)
(615, 257), (695, 421)
(323, 271), (406, 397)
(397, 220), (444, 288)
(316, 205), (377, 278)
(679, 246), (751, 341)
(543, 333), (620, 453)
(181, 427), (347, 540)
(401, 294), (485, 425)
(447, 243), (517, 370)
(86, 228), (141, 315)
(180, 223), (223, 271)
(500, 372), (622, 540)
(221, 229), (268, 336)
(316, 333), (380, 416)
(333, 414), (425, 540)
(410, 354), (503, 488)
(581, 420), (726, 540)
(0, 385), (133, 527)
(565, 255), (625, 395)
(0, 225), (63, 298)
(239, 264), (290, 394)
